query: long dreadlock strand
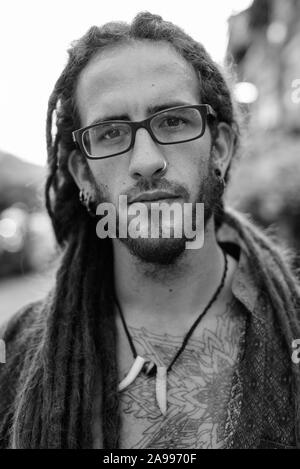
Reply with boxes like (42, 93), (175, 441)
(39, 229), (81, 447)
(45, 221), (99, 448)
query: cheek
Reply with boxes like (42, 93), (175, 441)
(188, 130), (211, 167)
(169, 138), (211, 182)
(87, 159), (128, 200)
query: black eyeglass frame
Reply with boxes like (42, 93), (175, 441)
(72, 104), (217, 160)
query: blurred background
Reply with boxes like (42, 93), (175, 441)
(226, 0), (300, 253)
(0, 0), (299, 324)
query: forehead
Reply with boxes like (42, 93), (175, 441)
(75, 41), (200, 126)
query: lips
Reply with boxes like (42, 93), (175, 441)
(129, 191), (180, 204)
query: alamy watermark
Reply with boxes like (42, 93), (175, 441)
(95, 196), (205, 250)
(291, 339), (300, 365)
(291, 79), (300, 104)
(0, 339), (5, 364)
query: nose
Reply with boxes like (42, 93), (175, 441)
(128, 128), (167, 180)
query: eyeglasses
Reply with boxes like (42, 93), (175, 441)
(72, 104), (216, 160)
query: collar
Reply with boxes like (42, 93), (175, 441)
(217, 222), (262, 321)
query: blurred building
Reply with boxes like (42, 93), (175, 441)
(227, 0), (300, 132)
(226, 0), (300, 256)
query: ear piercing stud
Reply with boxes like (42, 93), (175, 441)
(79, 188), (96, 217)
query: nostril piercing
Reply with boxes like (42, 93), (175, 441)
(162, 160), (167, 172)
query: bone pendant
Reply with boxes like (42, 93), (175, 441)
(156, 366), (167, 415)
(118, 355), (146, 391)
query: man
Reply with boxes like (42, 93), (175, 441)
(0, 12), (300, 449)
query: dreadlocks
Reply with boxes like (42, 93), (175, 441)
(11, 220), (120, 448)
(6, 12), (300, 449)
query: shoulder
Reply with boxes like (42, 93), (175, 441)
(0, 287), (55, 367)
(0, 292), (52, 448)
(0, 295), (48, 354)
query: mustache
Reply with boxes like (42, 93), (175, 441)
(124, 178), (190, 202)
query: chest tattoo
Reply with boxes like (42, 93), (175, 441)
(118, 299), (246, 449)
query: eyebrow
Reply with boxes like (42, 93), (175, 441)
(89, 100), (193, 126)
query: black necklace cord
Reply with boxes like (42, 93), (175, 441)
(167, 250), (228, 372)
(114, 249), (228, 375)
(115, 294), (137, 359)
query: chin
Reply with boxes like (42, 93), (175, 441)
(121, 236), (187, 265)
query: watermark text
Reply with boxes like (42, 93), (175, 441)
(291, 79), (300, 104)
(96, 196), (205, 250)
(0, 339), (5, 364)
(291, 339), (300, 364)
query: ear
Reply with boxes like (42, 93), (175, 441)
(68, 150), (86, 189)
(68, 150), (92, 190)
(68, 150), (97, 205)
(211, 122), (235, 178)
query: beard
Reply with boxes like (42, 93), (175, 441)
(93, 156), (225, 266)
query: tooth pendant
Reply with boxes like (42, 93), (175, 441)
(118, 355), (146, 391)
(156, 366), (167, 416)
(118, 357), (168, 416)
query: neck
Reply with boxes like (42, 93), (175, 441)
(113, 217), (229, 329)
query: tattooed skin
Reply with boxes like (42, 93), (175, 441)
(118, 298), (246, 449)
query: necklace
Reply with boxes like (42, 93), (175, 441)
(115, 250), (228, 416)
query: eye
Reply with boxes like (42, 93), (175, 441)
(93, 124), (129, 144)
(161, 117), (185, 128)
(102, 127), (123, 140)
